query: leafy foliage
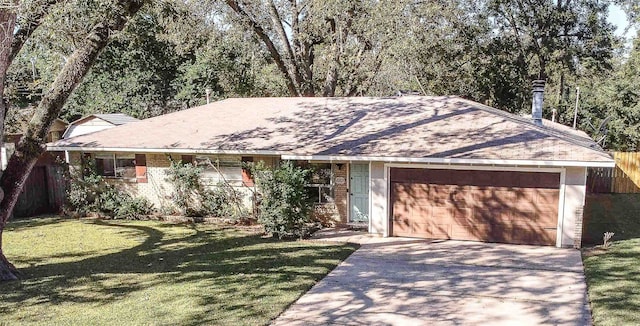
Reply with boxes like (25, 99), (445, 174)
(164, 158), (248, 219)
(64, 159), (153, 219)
(164, 160), (205, 216)
(252, 161), (314, 239)
(4, 0), (640, 150)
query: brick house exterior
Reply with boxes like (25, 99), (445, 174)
(68, 151), (352, 225)
(50, 96), (615, 247)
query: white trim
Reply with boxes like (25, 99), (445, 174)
(385, 163), (564, 173)
(346, 164), (350, 224)
(1, 146), (7, 170)
(368, 161), (372, 234)
(556, 170), (567, 248)
(282, 155), (614, 168)
(47, 146), (285, 156)
(384, 163), (566, 247)
(49, 149), (615, 168)
(384, 164), (390, 237)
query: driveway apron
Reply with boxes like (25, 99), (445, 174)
(272, 239), (591, 326)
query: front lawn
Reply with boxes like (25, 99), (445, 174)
(583, 238), (640, 326)
(0, 217), (357, 325)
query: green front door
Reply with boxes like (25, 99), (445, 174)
(349, 163), (369, 223)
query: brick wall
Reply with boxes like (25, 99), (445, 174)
(137, 154), (176, 209)
(574, 206), (584, 248)
(311, 163), (348, 226)
(67, 153), (354, 222)
(333, 163), (348, 223)
(68, 152), (261, 212)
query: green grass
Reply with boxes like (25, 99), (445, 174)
(0, 217), (357, 325)
(583, 238), (640, 326)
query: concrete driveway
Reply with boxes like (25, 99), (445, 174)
(273, 234), (591, 326)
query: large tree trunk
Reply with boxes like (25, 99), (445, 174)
(0, 4), (18, 281)
(0, 0), (146, 282)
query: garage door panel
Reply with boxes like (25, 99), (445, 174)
(536, 189), (560, 205)
(412, 208), (434, 224)
(451, 207), (472, 221)
(474, 208), (512, 224)
(391, 168), (560, 246)
(415, 223), (451, 238)
(393, 202), (411, 218)
(510, 225), (556, 245)
(451, 223), (491, 240)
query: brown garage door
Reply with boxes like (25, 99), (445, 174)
(390, 168), (560, 246)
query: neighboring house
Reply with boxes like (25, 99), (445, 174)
(3, 112), (67, 170)
(48, 91), (614, 248)
(62, 113), (140, 139)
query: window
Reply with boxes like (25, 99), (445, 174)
(116, 154), (136, 178)
(306, 163), (334, 204)
(195, 155), (243, 185)
(95, 153), (115, 177)
(49, 131), (61, 142)
(95, 153), (136, 178)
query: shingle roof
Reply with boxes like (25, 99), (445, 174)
(81, 113), (140, 126)
(49, 96), (613, 165)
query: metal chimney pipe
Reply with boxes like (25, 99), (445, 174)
(205, 88), (211, 104)
(551, 108), (558, 122)
(531, 80), (545, 126)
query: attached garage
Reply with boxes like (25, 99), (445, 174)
(50, 95), (616, 248)
(390, 167), (561, 246)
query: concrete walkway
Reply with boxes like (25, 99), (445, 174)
(273, 230), (591, 326)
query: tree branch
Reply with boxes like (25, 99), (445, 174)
(225, 0), (300, 96)
(268, 0), (310, 95)
(8, 0), (65, 66)
(0, 0), (147, 227)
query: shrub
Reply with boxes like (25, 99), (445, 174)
(201, 182), (248, 219)
(64, 159), (154, 219)
(165, 158), (249, 220)
(253, 161), (314, 239)
(164, 160), (204, 216)
(115, 197), (154, 220)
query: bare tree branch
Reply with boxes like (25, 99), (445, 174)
(225, 0), (300, 96)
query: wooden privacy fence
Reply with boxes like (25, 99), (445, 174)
(13, 164), (67, 217)
(587, 152), (640, 193)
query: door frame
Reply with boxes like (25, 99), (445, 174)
(384, 163), (566, 247)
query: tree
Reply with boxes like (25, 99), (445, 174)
(222, 0), (410, 97)
(572, 33), (640, 151)
(0, 0), (147, 281)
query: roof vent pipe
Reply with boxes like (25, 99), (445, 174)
(205, 88), (211, 104)
(551, 108), (558, 122)
(531, 80), (545, 126)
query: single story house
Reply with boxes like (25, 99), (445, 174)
(48, 93), (614, 248)
(62, 113), (140, 139)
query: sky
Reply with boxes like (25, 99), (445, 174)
(608, 4), (636, 38)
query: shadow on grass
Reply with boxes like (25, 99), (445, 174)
(1, 218), (357, 324)
(5, 215), (66, 231)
